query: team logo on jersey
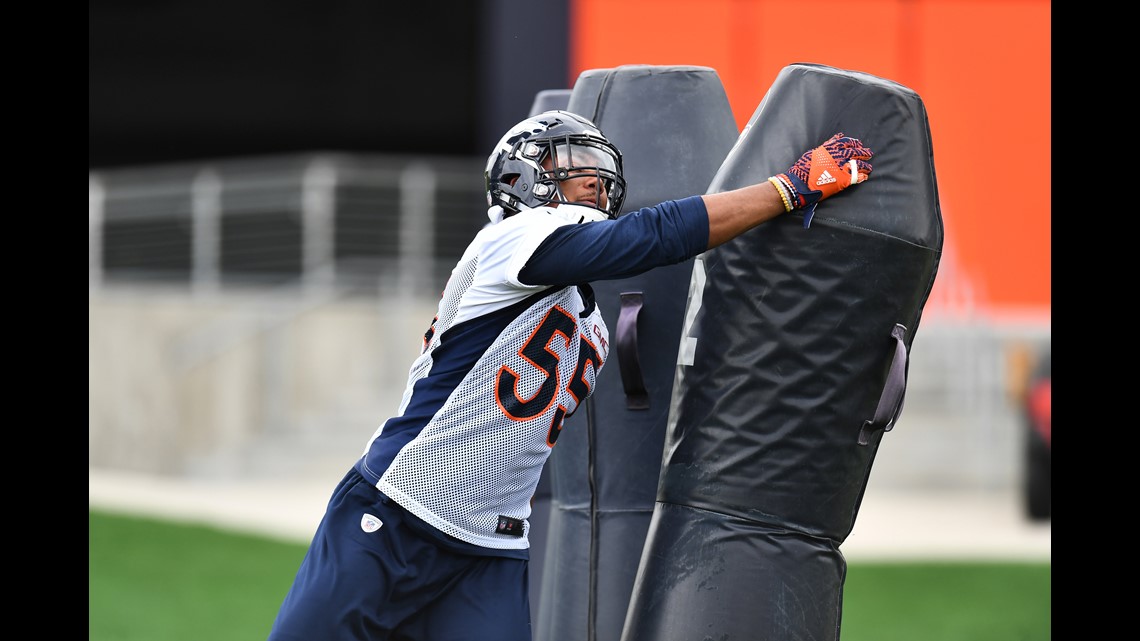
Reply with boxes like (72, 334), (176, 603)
(496, 515), (524, 537)
(360, 513), (383, 533)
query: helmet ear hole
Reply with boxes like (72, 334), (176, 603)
(504, 173), (521, 187)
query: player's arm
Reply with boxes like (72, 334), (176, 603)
(519, 197), (708, 286)
(520, 134), (873, 285)
(703, 132), (874, 248)
(701, 182), (786, 249)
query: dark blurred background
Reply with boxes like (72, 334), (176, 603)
(89, 0), (570, 169)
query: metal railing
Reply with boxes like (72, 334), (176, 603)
(89, 153), (488, 297)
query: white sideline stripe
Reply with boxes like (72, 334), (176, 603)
(88, 467), (1050, 561)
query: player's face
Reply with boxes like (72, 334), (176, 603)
(545, 144), (611, 210)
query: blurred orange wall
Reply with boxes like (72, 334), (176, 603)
(570, 0), (1050, 320)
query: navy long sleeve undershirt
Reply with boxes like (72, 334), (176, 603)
(518, 195), (710, 287)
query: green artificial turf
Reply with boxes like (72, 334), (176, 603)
(841, 560), (1050, 641)
(90, 509), (1050, 641)
(89, 510), (307, 641)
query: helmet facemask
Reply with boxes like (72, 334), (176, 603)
(526, 138), (625, 219)
(485, 111), (627, 222)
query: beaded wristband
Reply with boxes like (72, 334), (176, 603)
(768, 176), (793, 213)
(777, 174), (802, 209)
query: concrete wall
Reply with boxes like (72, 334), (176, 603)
(89, 288), (1048, 491)
(89, 288), (435, 478)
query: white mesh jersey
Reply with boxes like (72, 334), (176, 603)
(359, 204), (611, 550)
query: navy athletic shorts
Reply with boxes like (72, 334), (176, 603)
(267, 466), (532, 641)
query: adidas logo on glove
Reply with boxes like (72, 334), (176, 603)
(816, 170), (837, 186)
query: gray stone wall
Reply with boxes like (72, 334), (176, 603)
(89, 289), (1049, 490)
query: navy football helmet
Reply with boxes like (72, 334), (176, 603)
(485, 110), (626, 219)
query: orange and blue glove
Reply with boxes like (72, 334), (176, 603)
(770, 133), (873, 228)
